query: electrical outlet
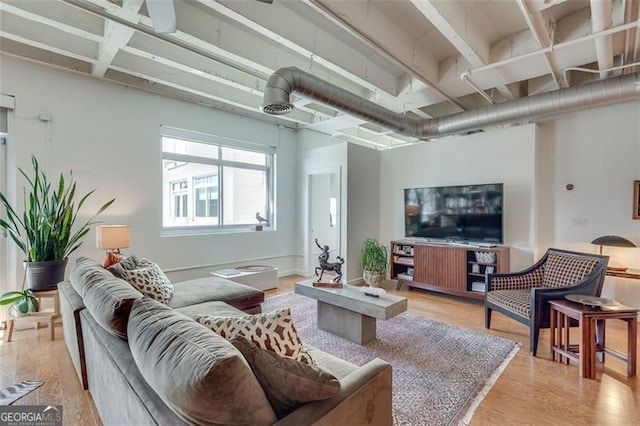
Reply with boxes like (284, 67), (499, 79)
(571, 218), (588, 227)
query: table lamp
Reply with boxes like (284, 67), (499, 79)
(590, 235), (636, 272)
(96, 225), (130, 267)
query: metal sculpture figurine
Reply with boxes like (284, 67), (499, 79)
(315, 239), (345, 283)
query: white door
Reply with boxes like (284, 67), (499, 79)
(308, 171), (341, 276)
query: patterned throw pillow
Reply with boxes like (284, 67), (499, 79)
(194, 309), (314, 364)
(230, 337), (339, 418)
(109, 255), (174, 304)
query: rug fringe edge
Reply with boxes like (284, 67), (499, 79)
(457, 343), (522, 425)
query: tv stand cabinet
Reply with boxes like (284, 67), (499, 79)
(390, 240), (510, 300)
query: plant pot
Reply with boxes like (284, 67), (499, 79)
(23, 259), (68, 291)
(363, 269), (385, 288)
(8, 301), (36, 317)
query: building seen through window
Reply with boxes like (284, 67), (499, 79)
(161, 132), (274, 232)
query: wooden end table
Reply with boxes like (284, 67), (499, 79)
(4, 289), (60, 343)
(549, 298), (637, 379)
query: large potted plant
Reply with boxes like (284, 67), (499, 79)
(361, 237), (389, 288)
(0, 155), (114, 291)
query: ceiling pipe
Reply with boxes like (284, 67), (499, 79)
(262, 67), (640, 140)
(563, 61), (640, 81)
(460, 71), (495, 105)
(591, 0), (615, 78)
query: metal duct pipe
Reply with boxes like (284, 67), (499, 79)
(262, 67), (640, 139)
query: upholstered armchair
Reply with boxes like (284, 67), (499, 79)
(485, 248), (608, 355)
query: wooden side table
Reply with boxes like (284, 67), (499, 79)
(550, 299), (637, 379)
(3, 289), (60, 343)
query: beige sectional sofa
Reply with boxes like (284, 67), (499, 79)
(59, 257), (393, 425)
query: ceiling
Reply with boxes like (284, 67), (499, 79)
(1, 0), (639, 149)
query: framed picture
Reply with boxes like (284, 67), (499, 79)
(634, 180), (640, 220)
(485, 266), (495, 275)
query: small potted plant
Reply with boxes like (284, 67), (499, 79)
(0, 155), (114, 291)
(361, 238), (389, 288)
(0, 288), (39, 317)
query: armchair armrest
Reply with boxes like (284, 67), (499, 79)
(487, 267), (544, 292)
(275, 358), (392, 426)
(531, 269), (606, 327)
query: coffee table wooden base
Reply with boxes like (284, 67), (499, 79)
(318, 301), (377, 344)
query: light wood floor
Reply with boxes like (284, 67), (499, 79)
(1, 275), (638, 425)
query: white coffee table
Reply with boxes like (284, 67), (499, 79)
(295, 279), (407, 344)
(210, 266), (278, 290)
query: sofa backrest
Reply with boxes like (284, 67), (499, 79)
(542, 251), (601, 288)
(72, 256), (143, 339)
(69, 256), (112, 296)
(127, 297), (277, 425)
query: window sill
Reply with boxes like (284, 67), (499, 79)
(161, 226), (273, 237)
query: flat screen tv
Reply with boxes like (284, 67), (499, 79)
(404, 183), (503, 243)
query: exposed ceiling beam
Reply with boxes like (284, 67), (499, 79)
(409, 0), (515, 100)
(0, 0), (103, 42)
(194, 0), (396, 97)
(108, 60), (315, 127)
(0, 30), (97, 64)
(92, 0), (144, 77)
(303, 0), (466, 112)
(409, 0), (489, 66)
(515, 0), (561, 88)
(440, 18), (639, 92)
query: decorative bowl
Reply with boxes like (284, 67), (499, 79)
(474, 251), (496, 264)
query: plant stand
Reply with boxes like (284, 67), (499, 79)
(3, 290), (60, 343)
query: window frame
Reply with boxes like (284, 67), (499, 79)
(161, 127), (275, 236)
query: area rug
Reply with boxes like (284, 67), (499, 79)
(0, 380), (44, 405)
(263, 293), (520, 426)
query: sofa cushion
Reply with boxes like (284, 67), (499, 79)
(127, 297), (277, 426)
(543, 251), (599, 288)
(194, 308), (314, 364)
(231, 337), (340, 418)
(83, 272), (143, 339)
(168, 277), (264, 311)
(305, 346), (358, 380)
(174, 301), (247, 319)
(69, 256), (112, 296)
(109, 255), (174, 304)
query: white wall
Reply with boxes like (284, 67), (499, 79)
(347, 143), (381, 280)
(536, 101), (640, 259)
(379, 124), (537, 271)
(0, 56), (298, 286)
(535, 100), (640, 313)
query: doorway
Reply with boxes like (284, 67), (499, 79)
(307, 168), (341, 277)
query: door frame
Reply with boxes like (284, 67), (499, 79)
(305, 166), (342, 277)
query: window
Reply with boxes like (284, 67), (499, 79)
(161, 128), (274, 232)
(171, 180), (188, 218)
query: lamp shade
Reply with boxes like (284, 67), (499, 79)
(590, 235), (637, 248)
(96, 225), (130, 250)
